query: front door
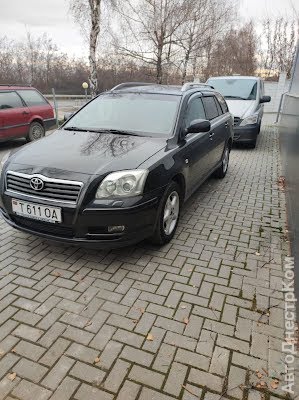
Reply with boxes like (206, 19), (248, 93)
(0, 91), (31, 140)
(181, 96), (214, 196)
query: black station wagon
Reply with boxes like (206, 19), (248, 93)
(0, 82), (233, 247)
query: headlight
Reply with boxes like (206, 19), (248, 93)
(0, 152), (10, 176)
(96, 169), (148, 199)
(239, 114), (259, 126)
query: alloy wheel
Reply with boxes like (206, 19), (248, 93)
(223, 147), (229, 173)
(163, 191), (180, 235)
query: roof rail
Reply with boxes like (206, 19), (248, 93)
(0, 84), (31, 87)
(111, 82), (155, 91)
(181, 82), (214, 91)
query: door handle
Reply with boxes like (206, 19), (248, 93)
(22, 111), (30, 115)
(209, 132), (215, 139)
(225, 122), (229, 128)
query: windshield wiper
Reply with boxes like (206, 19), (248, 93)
(63, 127), (143, 136)
(88, 128), (142, 137)
(63, 127), (89, 132)
(224, 95), (248, 100)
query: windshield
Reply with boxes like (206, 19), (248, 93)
(207, 78), (258, 100)
(63, 92), (180, 137)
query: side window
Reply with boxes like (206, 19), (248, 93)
(202, 96), (219, 120)
(215, 93), (229, 113)
(214, 97), (223, 115)
(17, 90), (48, 106)
(0, 92), (24, 110)
(185, 98), (206, 126)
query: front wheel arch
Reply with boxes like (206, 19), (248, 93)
(171, 173), (186, 200)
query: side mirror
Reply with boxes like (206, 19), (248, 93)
(64, 112), (74, 122)
(186, 119), (211, 135)
(260, 95), (271, 104)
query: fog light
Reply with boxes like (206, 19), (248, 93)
(108, 225), (125, 233)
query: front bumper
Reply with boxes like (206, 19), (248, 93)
(0, 190), (162, 248)
(233, 123), (259, 143)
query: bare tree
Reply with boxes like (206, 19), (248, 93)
(26, 31), (44, 85)
(260, 16), (298, 78)
(114, 0), (194, 83)
(206, 21), (258, 77)
(0, 7), (261, 94)
(70, 0), (102, 96)
(0, 37), (15, 83)
(42, 34), (58, 91)
(175, 0), (236, 83)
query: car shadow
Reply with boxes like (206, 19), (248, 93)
(0, 138), (26, 152)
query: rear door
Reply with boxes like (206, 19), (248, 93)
(202, 95), (229, 167)
(181, 95), (214, 195)
(16, 89), (54, 121)
(0, 91), (31, 139)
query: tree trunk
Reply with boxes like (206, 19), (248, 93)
(182, 47), (191, 84)
(156, 27), (164, 85)
(156, 45), (163, 84)
(89, 0), (101, 97)
(89, 33), (98, 97)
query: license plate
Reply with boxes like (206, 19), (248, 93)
(12, 199), (62, 223)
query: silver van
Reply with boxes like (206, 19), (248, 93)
(206, 76), (271, 148)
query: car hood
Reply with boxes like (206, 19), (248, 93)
(225, 100), (256, 119)
(9, 130), (166, 175)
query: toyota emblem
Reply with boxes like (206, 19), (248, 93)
(30, 177), (44, 191)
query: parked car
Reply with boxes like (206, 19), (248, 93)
(0, 82), (233, 247)
(206, 76), (271, 148)
(0, 85), (56, 142)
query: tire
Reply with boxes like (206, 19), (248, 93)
(214, 144), (230, 179)
(150, 181), (181, 245)
(26, 122), (45, 142)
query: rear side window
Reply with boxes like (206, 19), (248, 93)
(215, 93), (229, 113)
(17, 90), (48, 106)
(202, 96), (219, 120)
(0, 92), (23, 109)
(185, 98), (206, 126)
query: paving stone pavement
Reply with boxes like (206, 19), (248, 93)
(0, 127), (298, 400)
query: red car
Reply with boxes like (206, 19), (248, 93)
(0, 85), (56, 142)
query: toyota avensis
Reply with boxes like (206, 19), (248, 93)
(0, 82), (233, 247)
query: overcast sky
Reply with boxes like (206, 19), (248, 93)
(0, 0), (297, 58)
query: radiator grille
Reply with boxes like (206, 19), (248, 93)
(6, 171), (82, 204)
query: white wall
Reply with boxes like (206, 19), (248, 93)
(264, 74), (290, 113)
(261, 73), (290, 125)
